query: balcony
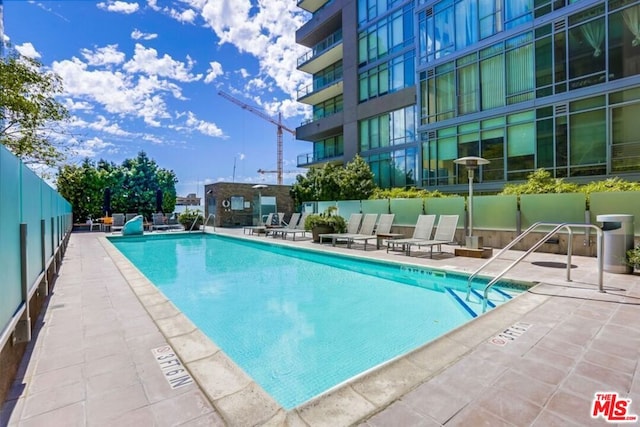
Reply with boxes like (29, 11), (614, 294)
(297, 0), (331, 14)
(297, 147), (344, 167)
(297, 77), (343, 105)
(297, 30), (343, 74)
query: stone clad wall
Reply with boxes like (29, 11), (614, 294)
(203, 182), (294, 227)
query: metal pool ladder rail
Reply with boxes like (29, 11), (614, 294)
(466, 222), (604, 313)
(202, 214), (215, 232)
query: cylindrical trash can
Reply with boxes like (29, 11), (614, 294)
(596, 214), (634, 274)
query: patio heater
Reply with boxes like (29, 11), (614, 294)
(454, 156), (489, 249)
(252, 184), (268, 225)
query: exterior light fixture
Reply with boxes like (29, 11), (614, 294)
(454, 156), (489, 249)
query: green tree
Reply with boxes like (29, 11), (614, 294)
(290, 156), (377, 204)
(0, 48), (70, 167)
(56, 159), (104, 222)
(339, 155), (376, 200)
(56, 152), (178, 222)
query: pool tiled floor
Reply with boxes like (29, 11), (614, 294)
(1, 229), (639, 426)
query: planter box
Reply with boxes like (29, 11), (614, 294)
(311, 224), (334, 243)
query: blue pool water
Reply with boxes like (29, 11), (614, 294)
(110, 233), (521, 409)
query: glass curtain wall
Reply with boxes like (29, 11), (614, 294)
(421, 87), (640, 186)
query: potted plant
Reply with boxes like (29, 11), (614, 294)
(627, 244), (640, 271)
(304, 206), (347, 243)
(178, 208), (203, 231)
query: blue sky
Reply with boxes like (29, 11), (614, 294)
(2, 0), (312, 197)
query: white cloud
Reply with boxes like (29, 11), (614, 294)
(204, 61), (223, 84)
(77, 115), (133, 137)
(131, 29), (158, 40)
(185, 112), (225, 138)
(97, 1), (140, 14)
(123, 43), (202, 82)
(237, 153), (246, 160)
(15, 42), (41, 59)
(168, 7), (197, 23)
(80, 44), (125, 66)
(154, 0), (311, 118)
(51, 57), (178, 127)
(63, 99), (94, 111)
(238, 68), (249, 78)
(72, 136), (116, 158)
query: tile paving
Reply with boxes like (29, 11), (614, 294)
(1, 229), (639, 426)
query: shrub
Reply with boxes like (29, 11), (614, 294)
(178, 209), (202, 230)
(304, 206), (347, 233)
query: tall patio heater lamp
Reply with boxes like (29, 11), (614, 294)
(252, 184), (268, 225)
(454, 156), (489, 249)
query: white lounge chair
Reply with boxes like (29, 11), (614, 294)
(278, 212), (310, 240)
(151, 212), (170, 231)
(329, 213), (378, 247)
(387, 214), (436, 253)
(111, 213), (125, 233)
(243, 213), (274, 235)
(268, 212), (300, 238)
(406, 214), (459, 257)
(318, 213), (363, 244)
(347, 214), (395, 250)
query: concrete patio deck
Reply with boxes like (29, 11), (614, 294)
(1, 228), (639, 426)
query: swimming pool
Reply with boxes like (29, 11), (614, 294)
(110, 233), (522, 409)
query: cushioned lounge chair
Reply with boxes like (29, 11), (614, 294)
(277, 212), (310, 240)
(406, 214), (459, 257)
(318, 213), (363, 244)
(347, 214), (395, 250)
(387, 214), (436, 253)
(328, 213), (378, 247)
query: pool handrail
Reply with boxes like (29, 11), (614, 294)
(203, 214), (215, 232)
(466, 222), (603, 312)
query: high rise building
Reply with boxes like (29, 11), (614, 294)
(295, 0), (640, 192)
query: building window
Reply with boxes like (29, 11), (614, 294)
(366, 148), (417, 188)
(359, 52), (415, 102)
(609, 4), (640, 81)
(419, 0), (531, 63)
(359, 106), (417, 151)
(611, 101), (640, 173)
(313, 95), (343, 121)
(230, 196), (244, 211)
(314, 135), (344, 161)
(568, 5), (606, 90)
(313, 61), (343, 91)
(358, 5), (413, 66)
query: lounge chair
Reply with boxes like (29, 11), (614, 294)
(329, 213), (378, 247)
(243, 213), (274, 235)
(268, 212), (300, 238)
(125, 213), (138, 223)
(406, 214), (459, 257)
(278, 212), (310, 240)
(111, 213), (125, 233)
(152, 212), (170, 231)
(347, 214), (395, 250)
(387, 215), (436, 253)
(318, 213), (363, 244)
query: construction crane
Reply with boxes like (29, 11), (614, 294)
(257, 169), (301, 175)
(218, 90), (296, 185)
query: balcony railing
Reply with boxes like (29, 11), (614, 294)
(297, 73), (343, 100)
(297, 30), (343, 68)
(297, 147), (344, 166)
